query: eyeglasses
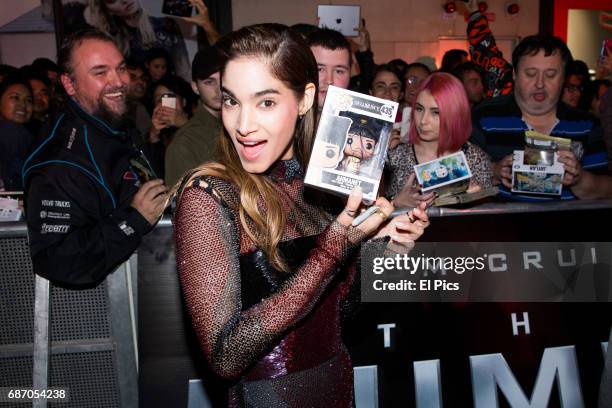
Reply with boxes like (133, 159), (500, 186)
(405, 76), (423, 87)
(564, 84), (583, 93)
(373, 83), (402, 94)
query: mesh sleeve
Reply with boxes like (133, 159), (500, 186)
(174, 185), (362, 379)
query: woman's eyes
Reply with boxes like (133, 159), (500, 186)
(8, 94), (31, 103)
(222, 96), (237, 107)
(221, 97), (276, 109)
(259, 99), (276, 109)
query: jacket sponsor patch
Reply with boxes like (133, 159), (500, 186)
(40, 210), (71, 220)
(118, 220), (135, 236)
(67, 127), (77, 149)
(41, 200), (71, 208)
(41, 223), (69, 234)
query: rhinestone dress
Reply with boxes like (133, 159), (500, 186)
(174, 159), (364, 407)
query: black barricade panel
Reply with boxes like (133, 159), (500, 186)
(138, 206), (612, 408)
(50, 283), (111, 342)
(0, 225), (136, 408)
(0, 232), (35, 404)
(0, 235), (35, 345)
(49, 351), (119, 407)
(2, 200), (612, 407)
(138, 226), (220, 408)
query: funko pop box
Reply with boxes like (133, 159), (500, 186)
(305, 85), (399, 203)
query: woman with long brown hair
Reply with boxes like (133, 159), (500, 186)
(173, 24), (429, 407)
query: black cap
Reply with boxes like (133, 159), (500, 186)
(191, 46), (223, 82)
(339, 110), (385, 143)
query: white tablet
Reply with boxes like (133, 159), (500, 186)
(317, 5), (360, 37)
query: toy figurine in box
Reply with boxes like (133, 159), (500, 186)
(305, 86), (398, 203)
(336, 111), (385, 174)
(414, 151), (472, 197)
(510, 131), (570, 196)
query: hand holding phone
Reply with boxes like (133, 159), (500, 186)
(162, 0), (193, 17)
(161, 93), (177, 109)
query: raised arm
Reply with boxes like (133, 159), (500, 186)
(465, 1), (513, 98)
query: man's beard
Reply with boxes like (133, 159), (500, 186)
(94, 87), (129, 129)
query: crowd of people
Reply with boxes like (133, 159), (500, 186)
(2, 5), (611, 199)
(1, 0), (612, 406)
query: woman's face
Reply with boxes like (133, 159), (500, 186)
(404, 66), (429, 105)
(0, 84), (33, 124)
(147, 58), (167, 82)
(560, 74), (583, 109)
(221, 57), (303, 174)
(103, 0), (140, 18)
(413, 89), (440, 143)
(371, 70), (402, 103)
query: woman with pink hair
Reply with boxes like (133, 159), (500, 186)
(386, 72), (493, 207)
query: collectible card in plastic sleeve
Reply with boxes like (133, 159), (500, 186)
(304, 85), (398, 203)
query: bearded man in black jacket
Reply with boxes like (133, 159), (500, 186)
(23, 30), (167, 288)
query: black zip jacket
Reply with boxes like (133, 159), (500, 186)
(23, 98), (153, 288)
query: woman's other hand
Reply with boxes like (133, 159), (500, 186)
(372, 201), (429, 244)
(336, 188), (429, 244)
(393, 173), (435, 208)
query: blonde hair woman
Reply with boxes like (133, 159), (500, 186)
(62, 0), (219, 80)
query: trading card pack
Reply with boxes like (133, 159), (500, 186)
(304, 86), (398, 203)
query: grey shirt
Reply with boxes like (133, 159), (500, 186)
(164, 105), (221, 187)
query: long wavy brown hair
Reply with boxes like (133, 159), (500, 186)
(172, 24), (319, 272)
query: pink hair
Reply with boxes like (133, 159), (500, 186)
(408, 72), (472, 156)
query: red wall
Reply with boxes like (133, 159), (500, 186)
(553, 0), (611, 40)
